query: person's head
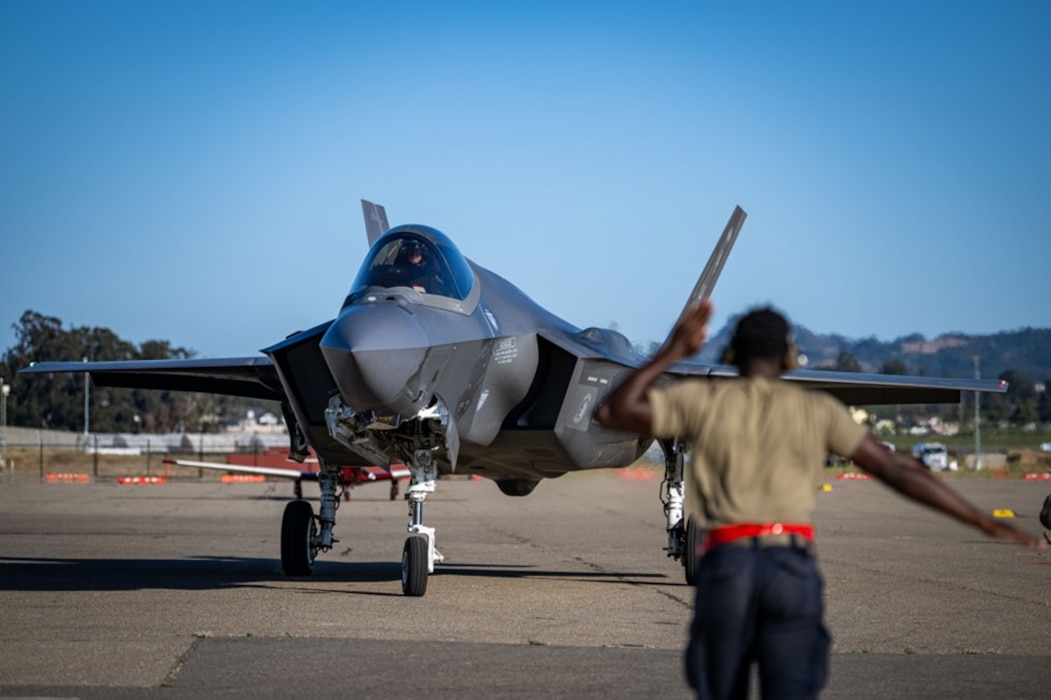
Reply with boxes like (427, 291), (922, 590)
(722, 306), (796, 372)
(404, 241), (424, 265)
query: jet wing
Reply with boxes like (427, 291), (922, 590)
(163, 458), (411, 482)
(538, 326), (1004, 404)
(164, 458), (320, 480)
(781, 367), (1007, 405)
(665, 360), (1007, 405)
(20, 356), (284, 401)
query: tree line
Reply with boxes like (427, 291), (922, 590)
(4, 310), (1049, 434)
(0, 311), (266, 434)
(825, 351), (1050, 426)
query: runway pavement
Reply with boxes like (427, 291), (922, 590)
(0, 471), (1048, 698)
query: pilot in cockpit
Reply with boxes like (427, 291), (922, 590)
(404, 240), (425, 268)
(401, 239), (444, 294)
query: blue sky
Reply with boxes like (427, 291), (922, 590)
(2, 0), (1049, 359)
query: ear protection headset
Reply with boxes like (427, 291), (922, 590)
(783, 338), (798, 371)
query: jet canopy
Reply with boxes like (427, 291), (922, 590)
(350, 226), (474, 301)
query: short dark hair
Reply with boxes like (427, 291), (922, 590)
(728, 307), (790, 365)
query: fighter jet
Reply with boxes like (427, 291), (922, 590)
(21, 202), (1007, 596)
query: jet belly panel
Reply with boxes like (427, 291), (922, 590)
(555, 359), (648, 469)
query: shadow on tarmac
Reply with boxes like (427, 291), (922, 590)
(0, 556), (399, 591)
(0, 556), (673, 593)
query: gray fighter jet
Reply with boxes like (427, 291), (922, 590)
(21, 202), (1007, 595)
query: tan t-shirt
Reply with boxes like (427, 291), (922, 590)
(649, 376), (866, 528)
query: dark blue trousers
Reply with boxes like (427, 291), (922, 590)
(686, 543), (830, 700)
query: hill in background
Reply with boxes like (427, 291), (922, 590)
(692, 317), (1051, 383)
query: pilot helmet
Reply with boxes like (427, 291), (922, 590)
(403, 239), (424, 261)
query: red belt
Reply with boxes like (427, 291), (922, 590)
(699, 522), (814, 557)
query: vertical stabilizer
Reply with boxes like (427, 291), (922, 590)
(658, 205), (747, 354)
(361, 200), (390, 246)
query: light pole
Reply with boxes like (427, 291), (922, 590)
(973, 354), (982, 470)
(83, 357), (90, 438)
(1, 379), (10, 470)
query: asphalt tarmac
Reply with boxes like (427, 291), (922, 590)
(0, 471), (1048, 699)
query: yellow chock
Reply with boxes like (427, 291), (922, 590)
(820, 484), (833, 492)
(992, 509), (1015, 518)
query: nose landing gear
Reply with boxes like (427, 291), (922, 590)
(401, 448), (444, 596)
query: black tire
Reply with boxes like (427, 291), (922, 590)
(281, 500), (316, 576)
(402, 535), (429, 596)
(684, 516), (702, 586)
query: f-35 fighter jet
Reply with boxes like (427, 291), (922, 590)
(22, 201), (1006, 595)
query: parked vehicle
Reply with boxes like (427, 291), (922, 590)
(912, 442), (955, 471)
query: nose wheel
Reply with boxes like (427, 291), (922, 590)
(402, 534), (429, 596)
(401, 448), (444, 596)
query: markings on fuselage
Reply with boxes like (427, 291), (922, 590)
(573, 392), (594, 424)
(493, 336), (518, 365)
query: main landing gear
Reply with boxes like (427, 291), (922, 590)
(401, 448), (444, 596)
(280, 461), (341, 576)
(281, 499), (317, 576)
(660, 439), (698, 585)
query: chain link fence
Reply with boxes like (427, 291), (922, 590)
(0, 427), (290, 483)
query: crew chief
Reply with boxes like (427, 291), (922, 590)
(595, 299), (1043, 700)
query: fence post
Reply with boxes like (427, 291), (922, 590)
(146, 438), (151, 476)
(39, 434), (44, 482)
(93, 434), (99, 478)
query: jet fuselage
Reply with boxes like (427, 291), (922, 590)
(266, 224), (649, 483)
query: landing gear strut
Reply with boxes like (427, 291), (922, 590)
(280, 460), (341, 576)
(401, 448), (444, 596)
(660, 439), (698, 585)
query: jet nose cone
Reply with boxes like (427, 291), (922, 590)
(319, 303), (429, 413)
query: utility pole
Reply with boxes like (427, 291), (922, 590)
(973, 354), (982, 470)
(1, 378), (9, 471)
(83, 357), (90, 438)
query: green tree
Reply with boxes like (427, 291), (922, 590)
(878, 358), (908, 375)
(1, 311), (83, 430)
(833, 351), (861, 373)
(1038, 379), (1051, 422)
(1, 310), (204, 432)
(999, 369), (1038, 424)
